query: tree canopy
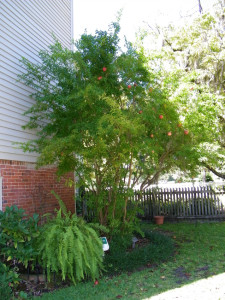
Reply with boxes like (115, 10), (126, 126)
(19, 22), (204, 229)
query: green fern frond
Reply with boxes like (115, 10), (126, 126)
(38, 194), (103, 284)
(51, 191), (68, 216)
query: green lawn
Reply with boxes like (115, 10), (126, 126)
(35, 221), (225, 300)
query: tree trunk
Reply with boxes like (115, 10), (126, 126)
(123, 152), (133, 222)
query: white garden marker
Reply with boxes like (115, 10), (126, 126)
(101, 237), (109, 252)
(132, 236), (139, 248)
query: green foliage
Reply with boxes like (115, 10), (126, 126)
(18, 291), (29, 299)
(104, 230), (174, 274)
(108, 212), (144, 238)
(205, 174), (213, 182)
(0, 206), (39, 299)
(0, 206), (40, 267)
(0, 261), (20, 300)
(38, 198), (104, 284)
(19, 21), (197, 229)
(140, 2), (225, 178)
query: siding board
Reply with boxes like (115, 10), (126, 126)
(0, 144), (37, 156)
(0, 100), (31, 115)
(29, 0), (71, 34)
(10, 0), (70, 47)
(0, 133), (35, 143)
(0, 39), (41, 64)
(0, 151), (38, 162)
(0, 0), (73, 163)
(0, 5), (58, 49)
(1, 61), (28, 79)
(0, 18), (51, 57)
(1, 77), (34, 97)
(0, 109), (30, 126)
(0, 128), (37, 141)
(0, 91), (34, 107)
(0, 121), (34, 133)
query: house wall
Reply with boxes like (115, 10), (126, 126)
(0, 160), (75, 215)
(0, 0), (75, 214)
(0, 0), (73, 162)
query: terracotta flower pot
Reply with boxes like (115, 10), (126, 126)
(154, 216), (164, 225)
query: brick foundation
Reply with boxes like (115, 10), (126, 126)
(0, 160), (75, 216)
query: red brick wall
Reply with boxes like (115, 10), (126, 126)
(0, 160), (75, 216)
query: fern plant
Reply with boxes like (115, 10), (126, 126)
(38, 194), (104, 284)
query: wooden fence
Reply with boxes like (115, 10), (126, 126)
(132, 186), (225, 219)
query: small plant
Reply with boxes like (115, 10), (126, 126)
(0, 205), (40, 267)
(0, 262), (20, 300)
(38, 193), (104, 284)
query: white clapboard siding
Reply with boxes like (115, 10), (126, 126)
(0, 92), (33, 110)
(0, 0), (73, 162)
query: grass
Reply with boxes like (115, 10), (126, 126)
(103, 230), (174, 274)
(34, 221), (225, 300)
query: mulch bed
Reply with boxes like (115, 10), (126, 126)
(14, 275), (70, 298)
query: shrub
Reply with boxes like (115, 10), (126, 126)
(0, 206), (40, 267)
(38, 197), (104, 284)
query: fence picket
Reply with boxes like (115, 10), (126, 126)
(207, 187), (212, 215)
(217, 195), (220, 215)
(197, 187), (200, 216)
(187, 188), (190, 216)
(212, 190), (216, 216)
(203, 187), (207, 215)
(181, 188), (184, 216)
(192, 187), (196, 216)
(201, 187), (204, 215)
(160, 189), (163, 216)
(170, 189), (175, 217)
(208, 187), (213, 215)
(171, 189), (175, 216)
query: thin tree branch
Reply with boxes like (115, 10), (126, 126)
(203, 163), (225, 179)
(198, 0), (203, 14)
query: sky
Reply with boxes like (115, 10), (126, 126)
(73, 0), (216, 42)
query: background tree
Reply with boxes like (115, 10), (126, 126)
(140, 1), (225, 180)
(20, 23), (196, 231)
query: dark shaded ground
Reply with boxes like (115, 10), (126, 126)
(14, 276), (70, 298)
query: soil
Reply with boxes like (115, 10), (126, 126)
(127, 237), (151, 252)
(173, 266), (191, 284)
(135, 237), (151, 248)
(14, 275), (70, 298)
